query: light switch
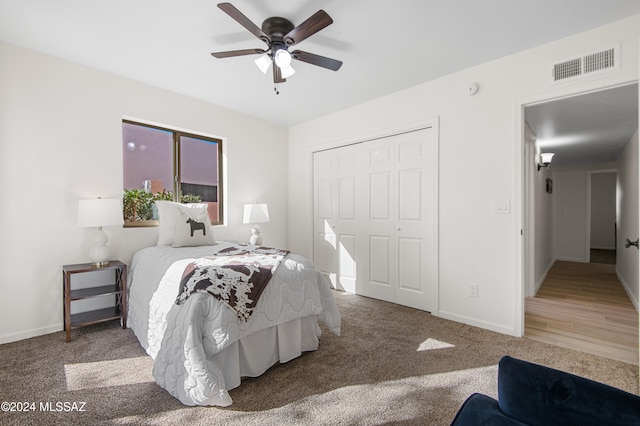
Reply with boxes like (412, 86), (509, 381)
(495, 200), (511, 214)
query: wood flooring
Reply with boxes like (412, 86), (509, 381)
(525, 260), (639, 365)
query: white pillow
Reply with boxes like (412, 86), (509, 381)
(156, 201), (209, 246)
(172, 204), (215, 247)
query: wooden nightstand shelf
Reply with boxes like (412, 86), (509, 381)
(63, 261), (127, 342)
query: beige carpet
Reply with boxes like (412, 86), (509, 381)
(0, 291), (637, 425)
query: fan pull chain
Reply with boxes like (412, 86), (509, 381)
(274, 84), (280, 95)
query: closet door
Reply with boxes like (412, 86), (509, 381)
(313, 146), (359, 292)
(394, 129), (436, 312)
(359, 127), (436, 311)
(359, 137), (397, 303)
(313, 126), (437, 312)
(334, 145), (359, 293)
(313, 149), (338, 287)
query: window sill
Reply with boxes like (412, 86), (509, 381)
(124, 220), (159, 228)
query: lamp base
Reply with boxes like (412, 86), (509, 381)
(89, 227), (111, 267)
(249, 225), (263, 246)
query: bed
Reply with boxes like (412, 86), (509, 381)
(127, 239), (341, 407)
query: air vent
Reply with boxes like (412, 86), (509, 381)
(584, 48), (616, 73)
(551, 45), (619, 83)
(553, 58), (582, 81)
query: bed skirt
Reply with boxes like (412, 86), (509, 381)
(207, 316), (322, 392)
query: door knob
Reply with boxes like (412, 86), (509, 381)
(624, 238), (639, 249)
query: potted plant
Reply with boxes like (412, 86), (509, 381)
(123, 188), (173, 226)
(180, 193), (202, 204)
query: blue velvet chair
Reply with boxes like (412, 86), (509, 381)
(451, 355), (640, 425)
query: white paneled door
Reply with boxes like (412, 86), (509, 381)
(313, 127), (437, 312)
(313, 145), (359, 293)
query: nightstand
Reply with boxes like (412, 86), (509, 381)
(63, 261), (127, 342)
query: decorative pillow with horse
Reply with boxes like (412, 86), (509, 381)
(172, 204), (215, 247)
(156, 201), (210, 246)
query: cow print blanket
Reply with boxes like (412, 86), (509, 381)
(175, 245), (290, 321)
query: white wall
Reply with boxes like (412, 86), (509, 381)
(617, 129), (639, 309)
(554, 170), (589, 262)
(590, 172), (617, 250)
(534, 164), (554, 291)
(288, 15), (640, 336)
(0, 41), (288, 343)
(526, 123), (555, 295)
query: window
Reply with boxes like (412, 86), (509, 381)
(122, 120), (223, 226)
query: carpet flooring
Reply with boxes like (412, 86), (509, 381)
(0, 291), (637, 425)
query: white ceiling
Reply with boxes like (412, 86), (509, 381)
(526, 84), (639, 166)
(1, 0), (640, 130)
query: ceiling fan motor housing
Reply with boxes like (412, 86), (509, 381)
(262, 17), (294, 44)
(262, 17), (295, 61)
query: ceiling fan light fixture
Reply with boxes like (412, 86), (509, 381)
(274, 49), (292, 68)
(280, 64), (295, 78)
(254, 54), (272, 74)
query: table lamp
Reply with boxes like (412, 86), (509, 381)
(243, 203), (269, 245)
(78, 197), (124, 267)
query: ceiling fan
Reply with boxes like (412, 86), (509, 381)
(211, 2), (343, 92)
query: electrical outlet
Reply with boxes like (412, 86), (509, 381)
(469, 283), (479, 298)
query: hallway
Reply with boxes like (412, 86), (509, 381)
(525, 260), (639, 365)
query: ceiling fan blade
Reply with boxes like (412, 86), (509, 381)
(284, 10), (333, 46)
(211, 48), (266, 58)
(291, 50), (342, 71)
(273, 65), (286, 84)
(217, 2), (270, 44)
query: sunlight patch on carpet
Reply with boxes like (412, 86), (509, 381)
(417, 337), (455, 351)
(64, 356), (153, 391)
(211, 365), (499, 425)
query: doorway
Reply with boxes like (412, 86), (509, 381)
(589, 171), (617, 264)
(522, 82), (639, 363)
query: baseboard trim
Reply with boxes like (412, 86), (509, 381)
(555, 256), (588, 263)
(535, 259), (556, 294)
(437, 310), (518, 337)
(0, 323), (62, 345)
(590, 246), (616, 251)
(615, 269), (640, 311)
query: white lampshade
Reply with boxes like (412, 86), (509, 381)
(243, 203), (269, 224)
(280, 64), (295, 78)
(540, 152), (555, 164)
(78, 198), (123, 267)
(78, 198), (124, 227)
(254, 54), (272, 74)
(243, 203), (269, 246)
(274, 49), (292, 68)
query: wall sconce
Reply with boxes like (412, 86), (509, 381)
(537, 152), (555, 171)
(243, 203), (270, 245)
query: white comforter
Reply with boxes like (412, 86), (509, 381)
(127, 242), (341, 406)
